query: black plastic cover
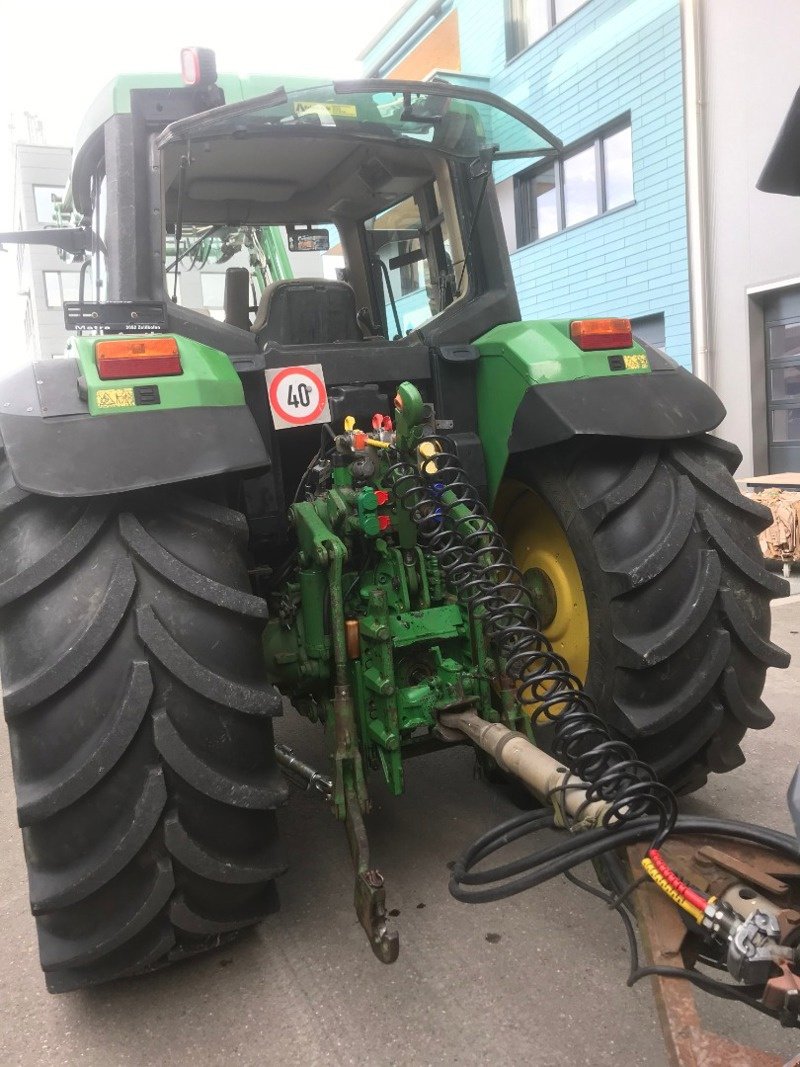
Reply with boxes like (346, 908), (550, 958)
(0, 361), (268, 498)
(508, 350), (725, 453)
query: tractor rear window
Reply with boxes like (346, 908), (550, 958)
(164, 223), (342, 327)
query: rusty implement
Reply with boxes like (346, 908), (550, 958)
(627, 837), (800, 1067)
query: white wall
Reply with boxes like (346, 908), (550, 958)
(700, 0), (800, 473)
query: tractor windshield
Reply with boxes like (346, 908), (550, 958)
(156, 79), (561, 162)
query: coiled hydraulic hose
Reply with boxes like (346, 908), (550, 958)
(386, 435), (677, 847)
(383, 428), (800, 1024)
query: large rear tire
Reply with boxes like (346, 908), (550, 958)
(0, 451), (287, 992)
(496, 434), (790, 793)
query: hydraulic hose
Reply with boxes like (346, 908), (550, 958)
(449, 811), (800, 904)
(386, 435), (677, 847)
(385, 422), (800, 1023)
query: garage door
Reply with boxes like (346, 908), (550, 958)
(765, 288), (800, 473)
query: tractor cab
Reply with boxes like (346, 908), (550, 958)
(154, 80), (559, 346)
(46, 65), (563, 527)
(61, 69), (560, 356)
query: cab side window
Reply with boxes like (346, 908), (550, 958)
(364, 182), (456, 339)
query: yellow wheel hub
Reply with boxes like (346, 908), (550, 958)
(494, 478), (590, 686)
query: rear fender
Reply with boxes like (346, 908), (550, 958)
(475, 320), (724, 501)
(0, 335), (269, 497)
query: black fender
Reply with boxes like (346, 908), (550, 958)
(508, 342), (725, 454)
(0, 359), (269, 498)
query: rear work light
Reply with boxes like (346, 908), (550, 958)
(95, 338), (182, 380)
(570, 318), (633, 351)
(180, 47), (218, 88)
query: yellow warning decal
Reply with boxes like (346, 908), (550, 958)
(623, 353), (649, 371)
(96, 387), (135, 409)
(293, 101), (358, 119)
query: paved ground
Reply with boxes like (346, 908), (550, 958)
(2, 604), (800, 1066)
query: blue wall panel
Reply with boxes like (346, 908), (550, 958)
(363, 0), (692, 367)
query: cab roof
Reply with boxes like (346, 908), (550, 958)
(73, 72), (323, 159)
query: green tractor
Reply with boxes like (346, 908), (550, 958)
(0, 51), (788, 993)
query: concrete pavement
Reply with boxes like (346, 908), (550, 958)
(1, 604), (800, 1066)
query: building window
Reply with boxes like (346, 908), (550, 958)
(32, 185), (64, 225)
(199, 273), (226, 310)
(43, 271), (81, 308)
(198, 274), (228, 322)
(505, 0), (588, 61)
(515, 119), (633, 245)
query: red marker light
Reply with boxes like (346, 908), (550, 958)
(570, 318), (633, 351)
(180, 47), (218, 88)
(95, 337), (182, 380)
(181, 49), (201, 86)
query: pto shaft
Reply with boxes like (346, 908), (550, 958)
(439, 710), (612, 828)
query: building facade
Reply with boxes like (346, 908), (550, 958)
(360, 0), (800, 475)
(698, 0), (800, 475)
(13, 143), (80, 361)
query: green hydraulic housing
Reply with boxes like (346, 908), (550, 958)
(262, 410), (496, 800)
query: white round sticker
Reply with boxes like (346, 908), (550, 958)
(266, 364), (330, 430)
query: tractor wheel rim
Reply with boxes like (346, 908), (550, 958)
(495, 480), (590, 685)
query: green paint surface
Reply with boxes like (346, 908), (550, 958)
(68, 334), (245, 416)
(74, 73), (326, 160)
(475, 319), (650, 499)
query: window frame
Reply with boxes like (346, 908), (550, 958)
(514, 116), (634, 248)
(766, 319), (800, 446)
(504, 0), (589, 63)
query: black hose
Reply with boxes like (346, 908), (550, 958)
(450, 812), (799, 903)
(386, 431), (799, 1023)
(386, 437), (677, 848)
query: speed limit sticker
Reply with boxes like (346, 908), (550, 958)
(265, 364), (331, 430)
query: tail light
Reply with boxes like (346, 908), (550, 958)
(95, 338), (182, 380)
(570, 318), (633, 351)
(180, 47), (217, 88)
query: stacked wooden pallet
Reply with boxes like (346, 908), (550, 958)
(741, 473), (800, 577)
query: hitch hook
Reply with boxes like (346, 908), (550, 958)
(345, 783), (400, 964)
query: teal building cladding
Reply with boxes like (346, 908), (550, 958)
(360, 0), (693, 368)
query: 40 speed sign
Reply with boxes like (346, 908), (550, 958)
(265, 364), (331, 430)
